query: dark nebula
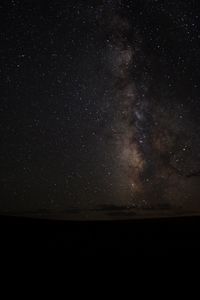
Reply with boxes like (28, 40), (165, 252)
(1, 0), (200, 214)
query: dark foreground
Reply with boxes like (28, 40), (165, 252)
(1, 213), (200, 256)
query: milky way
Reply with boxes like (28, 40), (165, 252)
(104, 8), (147, 203)
(100, 1), (200, 209)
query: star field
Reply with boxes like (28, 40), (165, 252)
(1, 0), (200, 214)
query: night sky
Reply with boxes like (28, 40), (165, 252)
(1, 0), (200, 214)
